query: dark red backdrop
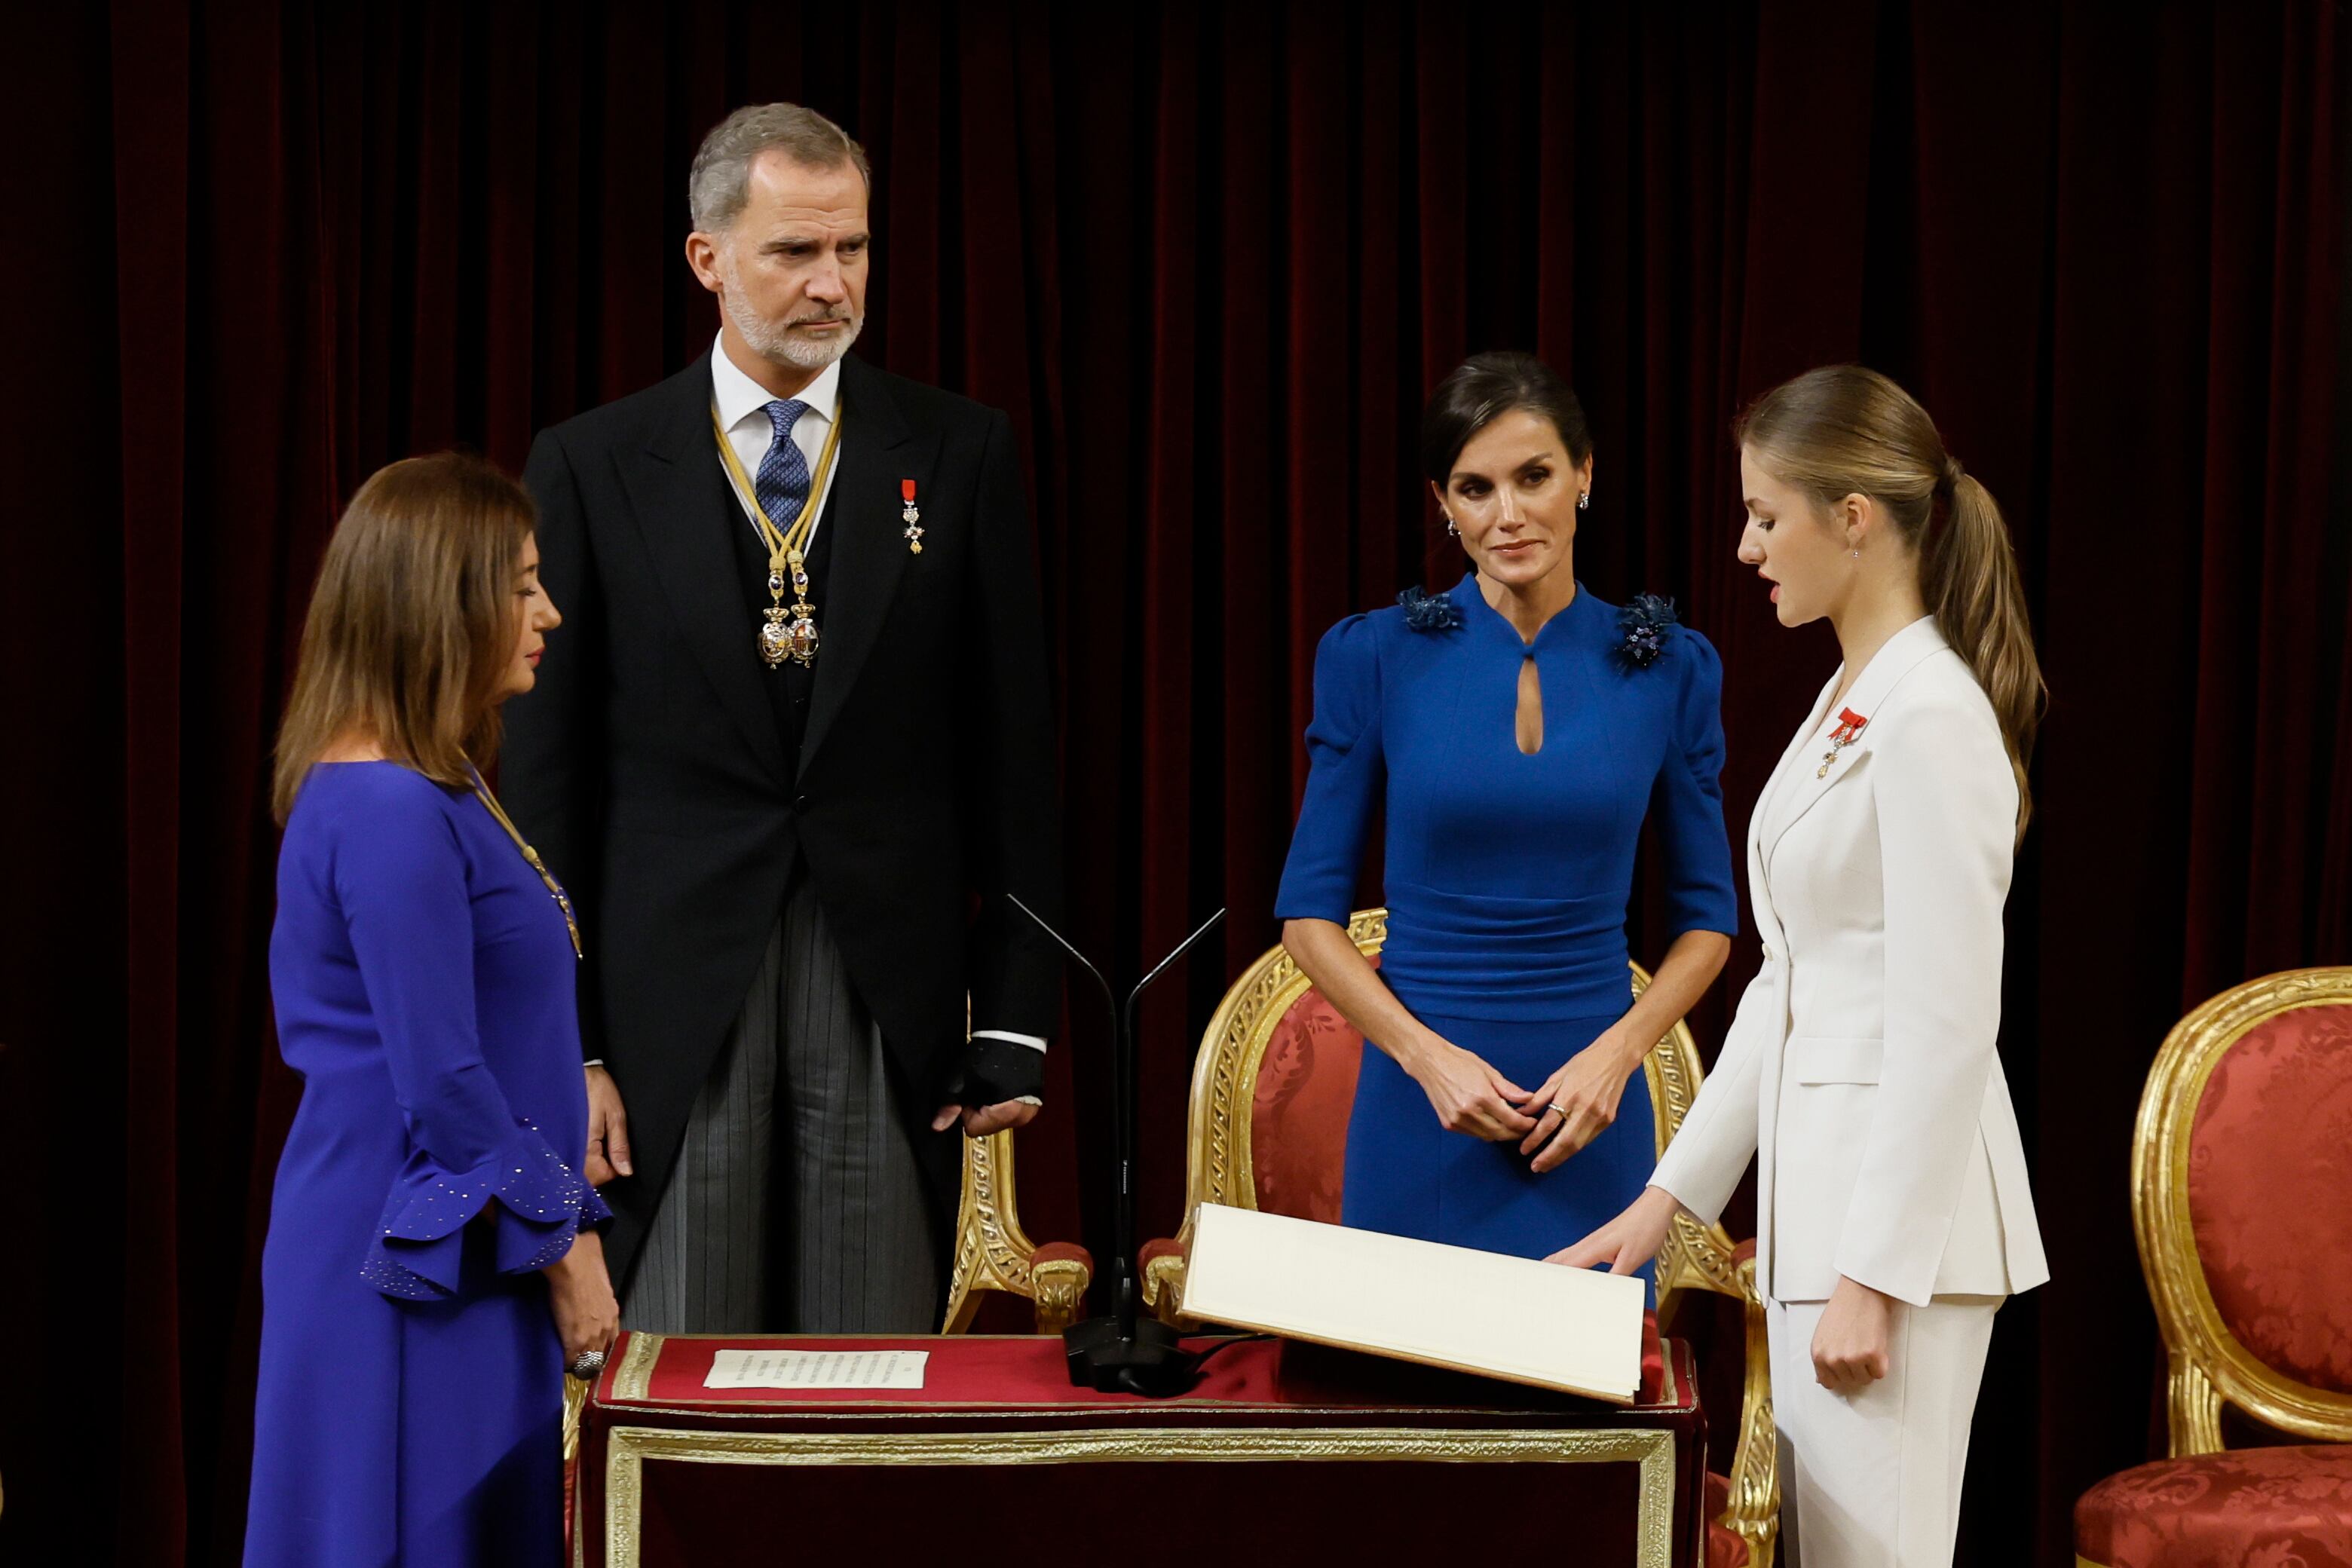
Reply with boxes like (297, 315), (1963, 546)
(3, 3), (2346, 1564)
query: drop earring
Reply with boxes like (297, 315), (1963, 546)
(1578, 491), (1591, 511)
(1444, 516), (1460, 538)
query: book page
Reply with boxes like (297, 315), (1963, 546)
(1181, 1203), (1645, 1403)
(703, 1349), (929, 1390)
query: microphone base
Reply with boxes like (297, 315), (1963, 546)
(1062, 1312), (1200, 1398)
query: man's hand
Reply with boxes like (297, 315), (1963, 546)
(931, 1100), (1043, 1137)
(583, 1065), (632, 1186)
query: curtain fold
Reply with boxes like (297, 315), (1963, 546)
(1, 4), (2341, 1562)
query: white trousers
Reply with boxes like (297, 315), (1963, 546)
(1766, 1295), (2000, 1568)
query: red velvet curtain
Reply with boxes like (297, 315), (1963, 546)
(2, 4), (2344, 1563)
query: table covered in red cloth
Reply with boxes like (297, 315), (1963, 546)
(579, 1323), (1707, 1568)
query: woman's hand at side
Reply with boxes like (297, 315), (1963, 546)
(1516, 1025), (1643, 1171)
(1545, 1184), (1685, 1275)
(544, 1228), (620, 1367)
(1811, 1276), (1897, 1395)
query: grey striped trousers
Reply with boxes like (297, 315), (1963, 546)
(620, 873), (940, 1334)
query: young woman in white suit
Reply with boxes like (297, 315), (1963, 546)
(1553, 366), (2048, 1566)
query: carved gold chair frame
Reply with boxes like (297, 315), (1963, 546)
(1141, 909), (1779, 1568)
(941, 1127), (1092, 1334)
(2131, 965), (2352, 1455)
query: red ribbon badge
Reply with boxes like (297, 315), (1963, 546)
(902, 479), (916, 504)
(1831, 707), (1869, 745)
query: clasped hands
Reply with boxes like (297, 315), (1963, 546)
(1401, 1025), (1641, 1172)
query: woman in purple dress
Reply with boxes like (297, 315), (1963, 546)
(247, 454), (618, 1567)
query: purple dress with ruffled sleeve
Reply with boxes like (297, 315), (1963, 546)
(246, 762), (609, 1567)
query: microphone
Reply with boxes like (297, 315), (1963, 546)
(1006, 893), (1223, 1398)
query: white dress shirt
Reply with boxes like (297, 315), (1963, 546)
(710, 332), (843, 544)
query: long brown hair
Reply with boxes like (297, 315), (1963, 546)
(1735, 365), (2046, 835)
(272, 453), (537, 823)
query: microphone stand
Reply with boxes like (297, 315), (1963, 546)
(1008, 895), (1223, 1398)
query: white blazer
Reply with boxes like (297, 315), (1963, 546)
(1651, 617), (2047, 1306)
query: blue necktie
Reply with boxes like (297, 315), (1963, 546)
(755, 399), (811, 531)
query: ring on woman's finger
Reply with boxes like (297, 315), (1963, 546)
(568, 1349), (607, 1378)
(1549, 1102), (1570, 1116)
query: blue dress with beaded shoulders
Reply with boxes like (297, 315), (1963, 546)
(1275, 572), (1737, 1275)
(247, 762), (609, 1568)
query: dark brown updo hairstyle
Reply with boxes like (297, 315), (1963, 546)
(272, 453), (539, 822)
(1735, 365), (2046, 836)
(1420, 352), (1594, 485)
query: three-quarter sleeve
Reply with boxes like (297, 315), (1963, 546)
(329, 780), (611, 1301)
(1649, 626), (1739, 938)
(1273, 614), (1383, 925)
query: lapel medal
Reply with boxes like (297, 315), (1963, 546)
(902, 479), (923, 554)
(1816, 708), (1869, 779)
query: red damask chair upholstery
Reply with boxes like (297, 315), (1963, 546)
(2075, 968), (2352, 1568)
(1139, 909), (1778, 1568)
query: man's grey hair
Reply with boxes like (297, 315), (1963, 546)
(688, 103), (872, 232)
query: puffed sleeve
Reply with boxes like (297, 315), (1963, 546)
(1648, 626), (1738, 938)
(1273, 614), (1383, 925)
(329, 778), (611, 1301)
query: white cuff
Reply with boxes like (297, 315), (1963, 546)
(583, 1059), (606, 1070)
(970, 1030), (1047, 1052)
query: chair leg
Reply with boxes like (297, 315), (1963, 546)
(1720, 1261), (1781, 1568)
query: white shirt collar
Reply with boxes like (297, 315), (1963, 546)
(710, 332), (842, 433)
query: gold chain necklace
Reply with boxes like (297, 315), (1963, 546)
(466, 765), (583, 960)
(711, 400), (847, 668)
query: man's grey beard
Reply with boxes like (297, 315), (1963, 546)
(720, 258), (862, 372)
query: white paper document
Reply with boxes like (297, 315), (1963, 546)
(1180, 1202), (1647, 1404)
(703, 1349), (930, 1391)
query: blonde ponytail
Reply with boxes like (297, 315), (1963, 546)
(1735, 365), (2047, 838)
(1928, 463), (2045, 834)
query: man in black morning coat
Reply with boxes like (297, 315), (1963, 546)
(502, 102), (1061, 1331)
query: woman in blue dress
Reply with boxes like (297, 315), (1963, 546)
(247, 454), (617, 1567)
(1276, 354), (1737, 1274)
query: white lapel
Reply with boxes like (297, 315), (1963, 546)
(1759, 616), (1949, 877)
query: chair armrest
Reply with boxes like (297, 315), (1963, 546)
(1139, 1236), (1190, 1327)
(1028, 1243), (1094, 1334)
(943, 1130), (1093, 1333)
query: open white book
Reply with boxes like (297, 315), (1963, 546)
(1180, 1202), (1648, 1404)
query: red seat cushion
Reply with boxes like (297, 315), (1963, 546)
(1704, 1469), (1750, 1566)
(2075, 1444), (2352, 1567)
(2186, 1003), (2352, 1393)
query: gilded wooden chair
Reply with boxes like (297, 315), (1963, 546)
(2074, 967), (2352, 1568)
(1137, 909), (1778, 1568)
(940, 1126), (1095, 1333)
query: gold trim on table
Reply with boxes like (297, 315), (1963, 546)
(604, 1425), (1676, 1568)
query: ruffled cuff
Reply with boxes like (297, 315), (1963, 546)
(361, 1119), (614, 1301)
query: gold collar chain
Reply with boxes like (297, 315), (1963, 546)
(711, 400), (847, 668)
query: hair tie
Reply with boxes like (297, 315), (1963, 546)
(1940, 455), (1965, 495)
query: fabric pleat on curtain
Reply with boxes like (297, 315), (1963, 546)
(0, 4), (2342, 1563)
